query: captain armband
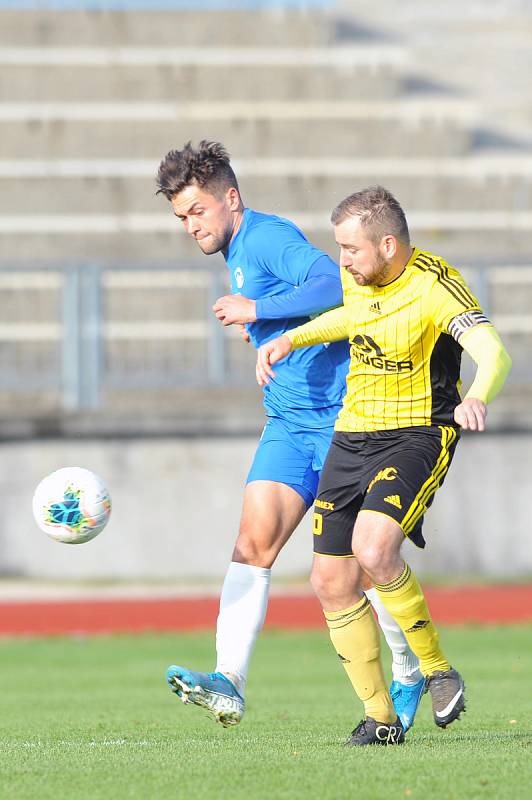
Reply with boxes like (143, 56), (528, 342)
(448, 310), (491, 342)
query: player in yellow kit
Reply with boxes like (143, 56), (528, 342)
(256, 186), (511, 746)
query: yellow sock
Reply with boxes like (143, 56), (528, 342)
(374, 563), (450, 676)
(325, 595), (396, 723)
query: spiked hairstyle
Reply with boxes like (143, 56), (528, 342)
(156, 140), (240, 200)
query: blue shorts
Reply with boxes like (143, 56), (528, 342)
(246, 416), (335, 508)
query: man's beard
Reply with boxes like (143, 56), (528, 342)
(196, 226), (233, 256)
(370, 253), (392, 286)
(353, 253), (391, 286)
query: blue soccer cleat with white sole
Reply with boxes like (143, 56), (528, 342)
(390, 677), (426, 732)
(166, 665), (244, 728)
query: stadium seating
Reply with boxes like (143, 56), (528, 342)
(0, 1), (530, 424)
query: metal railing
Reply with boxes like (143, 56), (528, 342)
(0, 261), (530, 413)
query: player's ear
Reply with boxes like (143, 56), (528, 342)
(380, 234), (397, 259)
(226, 186), (241, 211)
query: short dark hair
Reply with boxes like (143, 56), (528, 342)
(156, 140), (240, 200)
(331, 185), (410, 245)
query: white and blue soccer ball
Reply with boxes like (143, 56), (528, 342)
(32, 467), (111, 544)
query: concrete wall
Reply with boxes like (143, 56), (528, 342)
(0, 432), (530, 581)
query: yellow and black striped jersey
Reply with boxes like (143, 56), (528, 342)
(288, 247), (492, 432)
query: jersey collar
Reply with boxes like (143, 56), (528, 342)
(371, 246), (420, 294)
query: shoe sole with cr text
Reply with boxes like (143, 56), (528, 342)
(166, 665), (244, 728)
(424, 667), (465, 728)
(345, 716), (404, 747)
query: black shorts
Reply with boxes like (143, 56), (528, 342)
(312, 425), (459, 556)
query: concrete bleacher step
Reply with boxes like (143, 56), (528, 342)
(489, 268), (532, 317)
(95, 279), (532, 325)
(104, 280), (211, 323)
(105, 338), (210, 376)
(343, 0), (532, 33)
(237, 174), (532, 215)
(0, 99), (476, 159)
(2, 224), (532, 265)
(0, 9), (343, 47)
(2, 266), (530, 325)
(6, 266), (531, 316)
(1, 150), (531, 262)
(344, 0), (532, 146)
(0, 274), (61, 324)
(0, 48), (405, 103)
(0, 268), (216, 328)
(2, 160), (532, 215)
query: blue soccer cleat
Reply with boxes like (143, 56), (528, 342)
(166, 665), (244, 728)
(390, 677), (426, 732)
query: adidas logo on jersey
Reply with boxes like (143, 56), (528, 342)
(384, 494), (402, 509)
(369, 301), (382, 314)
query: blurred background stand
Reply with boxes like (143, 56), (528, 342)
(0, 0), (530, 583)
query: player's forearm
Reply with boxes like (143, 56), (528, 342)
(255, 272), (342, 320)
(285, 305), (351, 348)
(461, 325), (512, 404)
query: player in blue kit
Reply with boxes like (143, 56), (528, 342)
(156, 141), (425, 734)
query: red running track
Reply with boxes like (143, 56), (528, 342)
(0, 586), (531, 636)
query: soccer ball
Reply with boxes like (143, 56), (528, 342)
(32, 467), (111, 544)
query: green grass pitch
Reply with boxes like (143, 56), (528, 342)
(0, 626), (530, 800)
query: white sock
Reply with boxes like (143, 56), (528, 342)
(215, 561), (271, 697)
(365, 587), (423, 685)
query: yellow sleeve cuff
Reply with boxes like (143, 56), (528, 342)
(461, 324), (512, 404)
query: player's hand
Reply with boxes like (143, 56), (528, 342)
(256, 335), (292, 386)
(236, 324), (250, 343)
(213, 294), (257, 326)
(454, 397), (487, 431)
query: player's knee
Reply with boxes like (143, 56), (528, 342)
(310, 565), (328, 599)
(232, 531), (279, 568)
(310, 562), (353, 608)
(354, 542), (391, 577)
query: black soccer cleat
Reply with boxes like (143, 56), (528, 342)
(345, 716), (404, 747)
(424, 667), (466, 728)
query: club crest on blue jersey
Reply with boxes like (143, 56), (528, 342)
(234, 267), (244, 289)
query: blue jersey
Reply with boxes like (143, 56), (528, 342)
(225, 208), (349, 428)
